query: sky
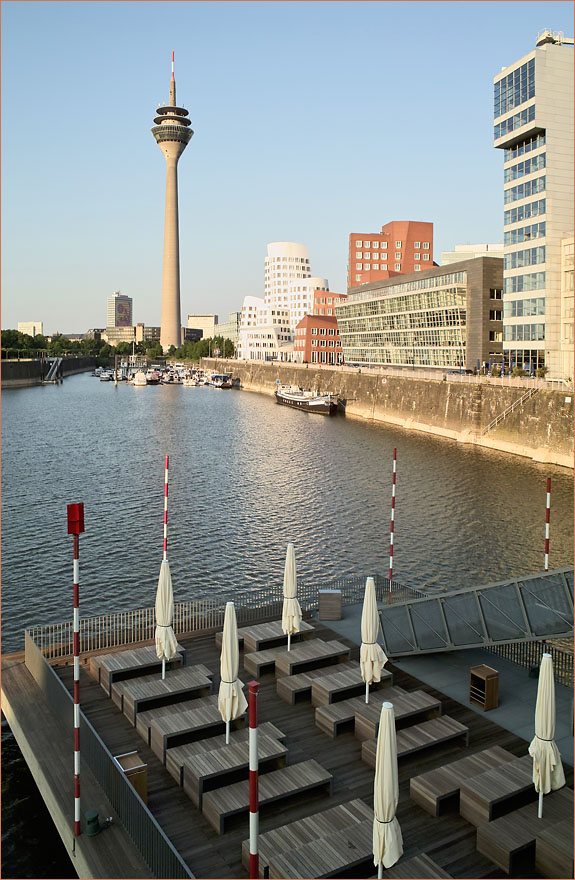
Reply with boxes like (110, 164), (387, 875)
(2, 0), (573, 334)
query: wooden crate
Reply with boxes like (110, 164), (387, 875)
(469, 664), (499, 711)
(318, 590), (342, 620)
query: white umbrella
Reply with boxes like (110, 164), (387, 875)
(155, 558), (178, 680)
(373, 702), (403, 878)
(218, 602), (248, 743)
(361, 577), (388, 702)
(281, 543), (302, 651)
(528, 652), (565, 818)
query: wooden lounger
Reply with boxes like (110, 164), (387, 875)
(148, 694), (246, 764)
(361, 715), (469, 767)
(276, 661), (359, 705)
(380, 854), (453, 878)
(202, 759), (333, 835)
(409, 745), (516, 817)
(241, 799), (373, 878)
(274, 639), (351, 678)
(267, 818), (373, 879)
(459, 753), (536, 825)
(182, 733), (288, 808)
(311, 666), (392, 707)
(166, 721), (286, 786)
(354, 689), (442, 742)
(89, 642), (187, 695)
(315, 688), (405, 739)
(476, 787), (573, 874)
(111, 664), (213, 725)
(535, 817), (574, 879)
(216, 619), (315, 652)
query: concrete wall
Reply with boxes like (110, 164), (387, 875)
(203, 359), (573, 468)
(2, 357), (96, 387)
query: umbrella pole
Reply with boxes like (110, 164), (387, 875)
(162, 658), (166, 681)
(226, 721), (230, 745)
(287, 633), (291, 652)
(366, 681), (369, 703)
(538, 790), (543, 818)
(378, 863), (383, 879)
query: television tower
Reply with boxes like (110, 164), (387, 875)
(151, 52), (193, 351)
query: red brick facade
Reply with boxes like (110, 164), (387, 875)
(347, 220), (434, 290)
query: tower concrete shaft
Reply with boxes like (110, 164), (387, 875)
(151, 54), (193, 351)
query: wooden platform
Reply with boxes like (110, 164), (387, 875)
(267, 817), (372, 878)
(89, 642), (187, 695)
(382, 853), (453, 878)
(111, 664), (213, 725)
(354, 688), (442, 741)
(310, 665), (393, 707)
(243, 638), (350, 679)
(459, 752), (536, 825)
(148, 695), (246, 764)
(361, 715), (469, 767)
(276, 661), (358, 705)
(215, 619), (315, 653)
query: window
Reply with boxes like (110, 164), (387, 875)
(503, 271), (545, 294)
(372, 242), (379, 249)
(328, 340), (335, 346)
(320, 340), (326, 347)
(373, 264), (379, 270)
(494, 58), (535, 118)
(320, 297), (326, 304)
(356, 263), (362, 270)
(414, 241), (421, 248)
(504, 198), (546, 227)
(423, 254), (430, 261)
(311, 327), (318, 335)
(365, 264), (371, 270)
(414, 265), (421, 271)
(395, 252), (402, 260)
(355, 240), (362, 247)
(320, 328), (326, 335)
(414, 253), (420, 260)
(504, 176), (546, 204)
(395, 263), (401, 270)
(423, 242), (429, 249)
(355, 252), (362, 258)
(364, 252), (371, 259)
(381, 242), (387, 249)
(489, 330), (503, 342)
(355, 274), (361, 281)
(395, 241), (402, 247)
(489, 310), (502, 320)
(493, 103), (536, 140)
(504, 153), (546, 183)
(321, 352), (327, 363)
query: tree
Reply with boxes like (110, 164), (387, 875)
(536, 366), (549, 379)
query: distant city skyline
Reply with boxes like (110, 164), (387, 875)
(2, 1), (573, 333)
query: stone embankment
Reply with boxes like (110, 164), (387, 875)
(1, 357), (96, 387)
(204, 359), (574, 469)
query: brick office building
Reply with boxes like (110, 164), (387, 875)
(348, 220), (435, 290)
(293, 290), (348, 364)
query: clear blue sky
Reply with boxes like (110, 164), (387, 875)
(2, 1), (573, 334)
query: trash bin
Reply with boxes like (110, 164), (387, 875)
(113, 751), (148, 803)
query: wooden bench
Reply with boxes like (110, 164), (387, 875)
(535, 817), (574, 879)
(111, 664), (213, 725)
(241, 799), (373, 878)
(166, 721), (286, 786)
(216, 619), (315, 652)
(379, 854), (453, 878)
(361, 715), (469, 767)
(89, 642), (187, 695)
(476, 787), (573, 874)
(311, 665), (393, 707)
(276, 661), (358, 705)
(182, 733), (288, 808)
(149, 694), (246, 764)
(274, 639), (351, 677)
(315, 688), (404, 739)
(354, 689), (442, 742)
(409, 745), (516, 817)
(136, 697), (210, 747)
(202, 759), (333, 835)
(267, 819), (373, 878)
(459, 753), (536, 825)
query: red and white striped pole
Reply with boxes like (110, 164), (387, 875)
(163, 454), (169, 562)
(388, 448), (397, 601)
(67, 503), (85, 839)
(544, 477), (551, 572)
(248, 681), (259, 879)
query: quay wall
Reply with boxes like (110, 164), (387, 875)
(1, 356), (96, 387)
(203, 359), (574, 468)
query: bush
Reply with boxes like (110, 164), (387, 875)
(536, 366), (549, 378)
(511, 366), (528, 377)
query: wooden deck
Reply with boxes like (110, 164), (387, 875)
(53, 622), (572, 879)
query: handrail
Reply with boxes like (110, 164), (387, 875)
(481, 387), (538, 435)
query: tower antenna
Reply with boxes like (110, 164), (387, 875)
(171, 50), (175, 82)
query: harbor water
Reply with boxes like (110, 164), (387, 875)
(1, 372), (573, 877)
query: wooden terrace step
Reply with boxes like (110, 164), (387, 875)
(111, 664), (213, 725)
(361, 715), (469, 767)
(459, 752), (537, 825)
(89, 642), (187, 695)
(267, 818), (373, 878)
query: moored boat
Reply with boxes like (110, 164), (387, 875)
(132, 371), (147, 386)
(146, 369), (161, 385)
(274, 384), (338, 415)
(210, 374), (232, 388)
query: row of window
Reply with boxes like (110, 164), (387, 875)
(310, 352), (342, 364)
(504, 323), (545, 341)
(342, 328), (466, 348)
(265, 257), (310, 263)
(504, 245), (545, 270)
(503, 350), (546, 370)
(503, 297), (545, 317)
(341, 348), (467, 368)
(494, 59), (535, 119)
(504, 176), (545, 204)
(503, 271), (545, 294)
(504, 153), (545, 183)
(354, 240), (430, 249)
(504, 222), (545, 246)
(310, 328), (337, 335)
(338, 288), (467, 323)
(345, 273), (467, 304)
(339, 309), (466, 334)
(504, 198), (545, 227)
(494, 104), (535, 141)
(504, 132), (545, 163)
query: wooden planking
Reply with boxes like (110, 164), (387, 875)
(276, 660), (358, 705)
(89, 642), (187, 695)
(267, 818), (373, 878)
(361, 716), (469, 768)
(149, 695), (246, 764)
(354, 688), (442, 742)
(311, 665), (392, 707)
(136, 694), (220, 747)
(382, 853), (453, 879)
(459, 753), (536, 825)
(274, 639), (350, 678)
(111, 664), (213, 724)
(409, 745), (517, 817)
(535, 817), (574, 879)
(51, 621), (573, 880)
(215, 619), (315, 652)
(202, 759), (333, 835)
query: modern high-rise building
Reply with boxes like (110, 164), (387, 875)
(186, 314), (218, 339)
(493, 30), (574, 377)
(18, 321), (43, 337)
(106, 291), (133, 328)
(347, 221), (434, 290)
(152, 53), (193, 351)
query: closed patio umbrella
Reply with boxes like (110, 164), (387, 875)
(281, 543), (302, 651)
(361, 577), (388, 702)
(155, 559), (178, 680)
(218, 601), (248, 744)
(373, 702), (403, 878)
(528, 652), (565, 818)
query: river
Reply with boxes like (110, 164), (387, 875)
(1, 372), (573, 877)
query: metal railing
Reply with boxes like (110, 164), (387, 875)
(26, 575), (423, 661)
(487, 639), (573, 688)
(24, 633), (194, 878)
(481, 387), (539, 435)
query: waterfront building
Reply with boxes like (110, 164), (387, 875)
(264, 241), (312, 308)
(347, 221), (434, 290)
(236, 296), (292, 361)
(294, 315), (345, 365)
(494, 30), (574, 377)
(135, 323), (161, 343)
(560, 236), (574, 379)
(312, 290), (348, 317)
(215, 311), (241, 344)
(335, 257), (503, 371)
(186, 314), (218, 339)
(152, 53), (193, 351)
(441, 244), (504, 265)
(102, 325), (136, 345)
(106, 291), (133, 328)
(17, 321), (43, 337)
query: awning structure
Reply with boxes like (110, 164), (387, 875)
(378, 568), (573, 657)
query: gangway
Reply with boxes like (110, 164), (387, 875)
(379, 567), (573, 657)
(43, 357), (62, 383)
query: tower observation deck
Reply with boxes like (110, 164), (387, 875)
(152, 53), (194, 351)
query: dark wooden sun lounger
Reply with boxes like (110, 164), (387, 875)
(89, 642), (187, 695)
(267, 819), (373, 878)
(354, 689), (442, 741)
(111, 664), (213, 725)
(241, 798), (373, 878)
(380, 854), (453, 878)
(476, 786), (573, 874)
(459, 753), (536, 825)
(276, 661), (359, 705)
(314, 688), (404, 739)
(361, 715), (469, 767)
(215, 619), (315, 652)
(535, 816), (574, 879)
(409, 745), (516, 816)
(202, 759), (333, 835)
(311, 665), (393, 706)
(244, 639), (350, 679)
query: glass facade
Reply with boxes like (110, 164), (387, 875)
(504, 245), (545, 269)
(505, 349), (546, 370)
(494, 104), (536, 140)
(503, 323), (545, 341)
(504, 132), (545, 162)
(504, 176), (545, 203)
(504, 222), (545, 246)
(503, 296), (545, 317)
(504, 198), (546, 226)
(503, 271), (546, 294)
(494, 59), (535, 118)
(504, 152), (545, 182)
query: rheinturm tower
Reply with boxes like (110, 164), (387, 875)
(152, 53), (193, 351)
